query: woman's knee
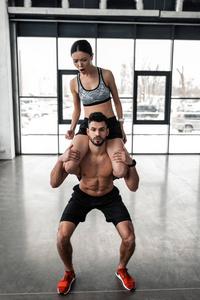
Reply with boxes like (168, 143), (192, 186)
(113, 162), (127, 178)
(64, 160), (79, 174)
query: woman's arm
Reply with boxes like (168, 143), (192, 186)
(103, 69), (127, 143)
(65, 78), (81, 139)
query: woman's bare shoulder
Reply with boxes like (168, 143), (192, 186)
(101, 68), (114, 84)
(70, 75), (78, 93)
(101, 68), (112, 76)
(70, 75), (78, 87)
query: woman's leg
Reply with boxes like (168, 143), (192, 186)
(64, 134), (89, 174)
(106, 138), (127, 178)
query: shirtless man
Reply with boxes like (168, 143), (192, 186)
(50, 112), (139, 295)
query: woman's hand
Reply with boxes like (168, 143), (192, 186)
(65, 130), (75, 140)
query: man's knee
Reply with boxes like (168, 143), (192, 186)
(57, 222), (75, 246)
(122, 232), (136, 249)
(57, 230), (70, 247)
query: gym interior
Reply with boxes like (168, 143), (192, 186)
(0, 1), (200, 299)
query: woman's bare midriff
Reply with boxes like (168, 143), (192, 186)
(84, 100), (115, 119)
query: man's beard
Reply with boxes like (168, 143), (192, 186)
(89, 136), (106, 147)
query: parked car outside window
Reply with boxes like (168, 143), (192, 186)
(172, 112), (200, 132)
(137, 105), (159, 120)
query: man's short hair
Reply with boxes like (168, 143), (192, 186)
(88, 112), (108, 127)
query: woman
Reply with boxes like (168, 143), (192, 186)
(65, 39), (127, 178)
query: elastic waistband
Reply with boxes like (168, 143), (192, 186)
(73, 184), (119, 201)
(83, 97), (111, 107)
(83, 116), (117, 122)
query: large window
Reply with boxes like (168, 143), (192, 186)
(135, 39), (171, 71)
(170, 40), (200, 153)
(172, 40), (200, 98)
(16, 26), (200, 154)
(18, 37), (57, 154)
(133, 39), (172, 154)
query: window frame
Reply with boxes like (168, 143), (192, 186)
(133, 71), (171, 125)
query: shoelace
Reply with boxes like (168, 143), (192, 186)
(63, 271), (74, 281)
(119, 269), (131, 279)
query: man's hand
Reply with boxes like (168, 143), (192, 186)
(112, 146), (132, 166)
(65, 130), (75, 140)
(59, 145), (80, 163)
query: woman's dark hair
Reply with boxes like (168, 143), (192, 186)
(71, 40), (93, 56)
(88, 112), (108, 127)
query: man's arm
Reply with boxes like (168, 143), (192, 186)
(50, 159), (68, 188)
(112, 147), (139, 192)
(124, 164), (139, 192)
(50, 145), (80, 188)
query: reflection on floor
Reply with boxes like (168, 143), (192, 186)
(0, 155), (200, 300)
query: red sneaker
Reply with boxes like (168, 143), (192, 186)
(57, 270), (76, 294)
(116, 268), (136, 291)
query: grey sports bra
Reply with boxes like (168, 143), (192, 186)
(77, 67), (111, 107)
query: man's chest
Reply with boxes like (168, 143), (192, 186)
(80, 154), (113, 178)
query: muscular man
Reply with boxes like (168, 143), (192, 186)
(50, 112), (139, 295)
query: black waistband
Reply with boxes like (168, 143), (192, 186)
(83, 97), (111, 107)
(83, 116), (117, 122)
(73, 184), (119, 201)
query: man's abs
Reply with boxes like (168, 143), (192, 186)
(79, 176), (114, 197)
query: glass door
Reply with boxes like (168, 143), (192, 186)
(58, 70), (84, 153)
(58, 70), (79, 125)
(133, 71), (171, 153)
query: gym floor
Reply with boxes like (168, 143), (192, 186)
(0, 154), (200, 300)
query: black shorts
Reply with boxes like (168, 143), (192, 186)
(76, 116), (123, 140)
(60, 185), (131, 227)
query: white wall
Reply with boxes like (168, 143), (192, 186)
(0, 0), (15, 159)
